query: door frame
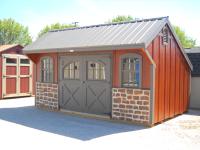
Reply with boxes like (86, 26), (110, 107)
(2, 54), (33, 98)
(58, 53), (113, 115)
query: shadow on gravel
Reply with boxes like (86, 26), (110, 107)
(0, 106), (145, 141)
(187, 109), (200, 116)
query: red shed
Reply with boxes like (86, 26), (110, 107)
(0, 44), (34, 99)
(23, 17), (192, 126)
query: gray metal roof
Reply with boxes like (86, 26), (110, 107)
(185, 47), (200, 53)
(186, 48), (200, 76)
(23, 17), (168, 52)
(23, 16), (192, 70)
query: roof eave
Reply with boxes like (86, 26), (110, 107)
(0, 44), (23, 53)
(23, 43), (146, 54)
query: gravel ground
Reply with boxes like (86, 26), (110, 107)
(0, 97), (199, 150)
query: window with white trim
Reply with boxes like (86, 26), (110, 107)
(121, 54), (141, 88)
(41, 57), (53, 82)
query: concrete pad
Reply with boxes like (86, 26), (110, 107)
(0, 97), (199, 150)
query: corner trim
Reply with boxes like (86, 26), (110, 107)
(149, 64), (156, 125)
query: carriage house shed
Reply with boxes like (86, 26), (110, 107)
(23, 17), (192, 126)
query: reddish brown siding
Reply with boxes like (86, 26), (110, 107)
(32, 63), (36, 95)
(147, 26), (190, 124)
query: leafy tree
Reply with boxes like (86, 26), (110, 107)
(0, 18), (32, 46)
(107, 15), (134, 23)
(173, 26), (196, 48)
(38, 23), (75, 38)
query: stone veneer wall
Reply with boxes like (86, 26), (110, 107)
(112, 88), (150, 125)
(36, 82), (59, 111)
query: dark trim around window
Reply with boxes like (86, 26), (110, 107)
(120, 53), (142, 88)
(40, 57), (53, 83)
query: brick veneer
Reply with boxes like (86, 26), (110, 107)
(36, 82), (59, 111)
(112, 88), (150, 125)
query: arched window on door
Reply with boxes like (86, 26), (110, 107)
(63, 61), (80, 79)
(87, 61), (106, 80)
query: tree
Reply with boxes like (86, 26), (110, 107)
(173, 26), (196, 48)
(38, 23), (75, 38)
(0, 18), (32, 46)
(107, 15), (134, 23)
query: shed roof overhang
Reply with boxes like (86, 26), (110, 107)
(23, 43), (156, 67)
(23, 43), (145, 54)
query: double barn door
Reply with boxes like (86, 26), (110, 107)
(2, 54), (32, 98)
(59, 55), (111, 115)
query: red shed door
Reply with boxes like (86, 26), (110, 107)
(2, 54), (32, 98)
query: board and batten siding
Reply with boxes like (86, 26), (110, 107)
(147, 26), (190, 124)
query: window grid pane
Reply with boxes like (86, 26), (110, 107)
(63, 61), (79, 80)
(87, 61), (105, 80)
(20, 59), (30, 64)
(41, 57), (53, 83)
(122, 57), (140, 88)
(6, 58), (17, 64)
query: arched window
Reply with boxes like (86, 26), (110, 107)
(63, 61), (79, 79)
(40, 57), (53, 82)
(87, 61), (105, 80)
(121, 54), (142, 88)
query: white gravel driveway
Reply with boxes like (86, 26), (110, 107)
(0, 97), (199, 150)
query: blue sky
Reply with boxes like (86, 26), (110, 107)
(1, 0), (200, 45)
